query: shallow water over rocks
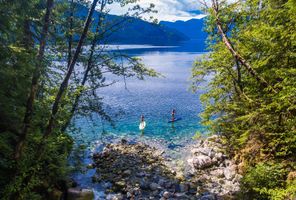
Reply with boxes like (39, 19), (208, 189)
(70, 135), (241, 200)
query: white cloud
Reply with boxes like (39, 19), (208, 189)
(105, 0), (207, 22)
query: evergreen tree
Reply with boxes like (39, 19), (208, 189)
(0, 0), (157, 199)
(193, 0), (296, 198)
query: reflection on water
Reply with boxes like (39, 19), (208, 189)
(74, 41), (206, 146)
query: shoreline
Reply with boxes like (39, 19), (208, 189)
(69, 135), (241, 200)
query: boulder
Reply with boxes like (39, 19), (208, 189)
(67, 188), (94, 200)
(188, 155), (215, 169)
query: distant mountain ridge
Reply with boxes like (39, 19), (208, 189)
(73, 3), (207, 45)
(75, 4), (189, 45)
(160, 18), (207, 41)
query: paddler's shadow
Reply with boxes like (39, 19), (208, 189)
(170, 122), (176, 134)
(140, 129), (145, 136)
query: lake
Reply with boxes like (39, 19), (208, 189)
(73, 41), (206, 149)
(71, 41), (206, 197)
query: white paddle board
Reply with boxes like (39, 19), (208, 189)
(139, 121), (146, 130)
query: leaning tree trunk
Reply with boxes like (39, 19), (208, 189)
(61, 1), (107, 132)
(211, 0), (276, 93)
(44, 0), (99, 138)
(14, 0), (54, 161)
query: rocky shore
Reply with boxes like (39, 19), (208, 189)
(76, 135), (242, 200)
(185, 135), (241, 198)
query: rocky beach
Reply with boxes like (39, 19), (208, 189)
(68, 135), (242, 200)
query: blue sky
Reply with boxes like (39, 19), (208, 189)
(108, 0), (207, 22)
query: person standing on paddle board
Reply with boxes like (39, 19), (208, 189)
(139, 115), (146, 131)
(171, 109), (176, 122)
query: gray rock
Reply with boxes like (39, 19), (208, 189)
(210, 169), (224, 178)
(174, 193), (189, 199)
(112, 194), (124, 200)
(106, 194), (124, 200)
(126, 192), (132, 198)
(215, 152), (224, 161)
(67, 188), (94, 200)
(102, 181), (113, 189)
(212, 157), (218, 164)
(163, 191), (171, 199)
(123, 169), (131, 176)
(150, 182), (161, 190)
(140, 180), (150, 190)
(188, 155), (214, 169)
(136, 172), (146, 177)
(179, 183), (189, 193)
(200, 194), (216, 200)
(158, 178), (166, 187)
(224, 168), (236, 180)
(233, 174), (243, 183)
(224, 160), (232, 167)
(164, 181), (173, 189)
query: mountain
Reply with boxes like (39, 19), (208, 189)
(75, 4), (189, 45)
(102, 16), (189, 45)
(160, 18), (207, 41)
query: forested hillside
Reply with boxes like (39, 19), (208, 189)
(192, 0), (296, 199)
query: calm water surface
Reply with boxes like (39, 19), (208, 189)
(71, 42), (206, 198)
(73, 42), (205, 147)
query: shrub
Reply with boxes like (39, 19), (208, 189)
(241, 163), (289, 199)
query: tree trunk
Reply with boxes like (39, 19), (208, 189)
(44, 0), (99, 138)
(61, 1), (107, 132)
(14, 0), (54, 160)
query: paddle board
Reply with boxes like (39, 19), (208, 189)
(139, 121), (146, 130)
(168, 117), (182, 123)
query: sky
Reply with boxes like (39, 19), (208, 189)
(107, 0), (207, 22)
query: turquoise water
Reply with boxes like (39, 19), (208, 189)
(71, 42), (206, 198)
(74, 42), (205, 147)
